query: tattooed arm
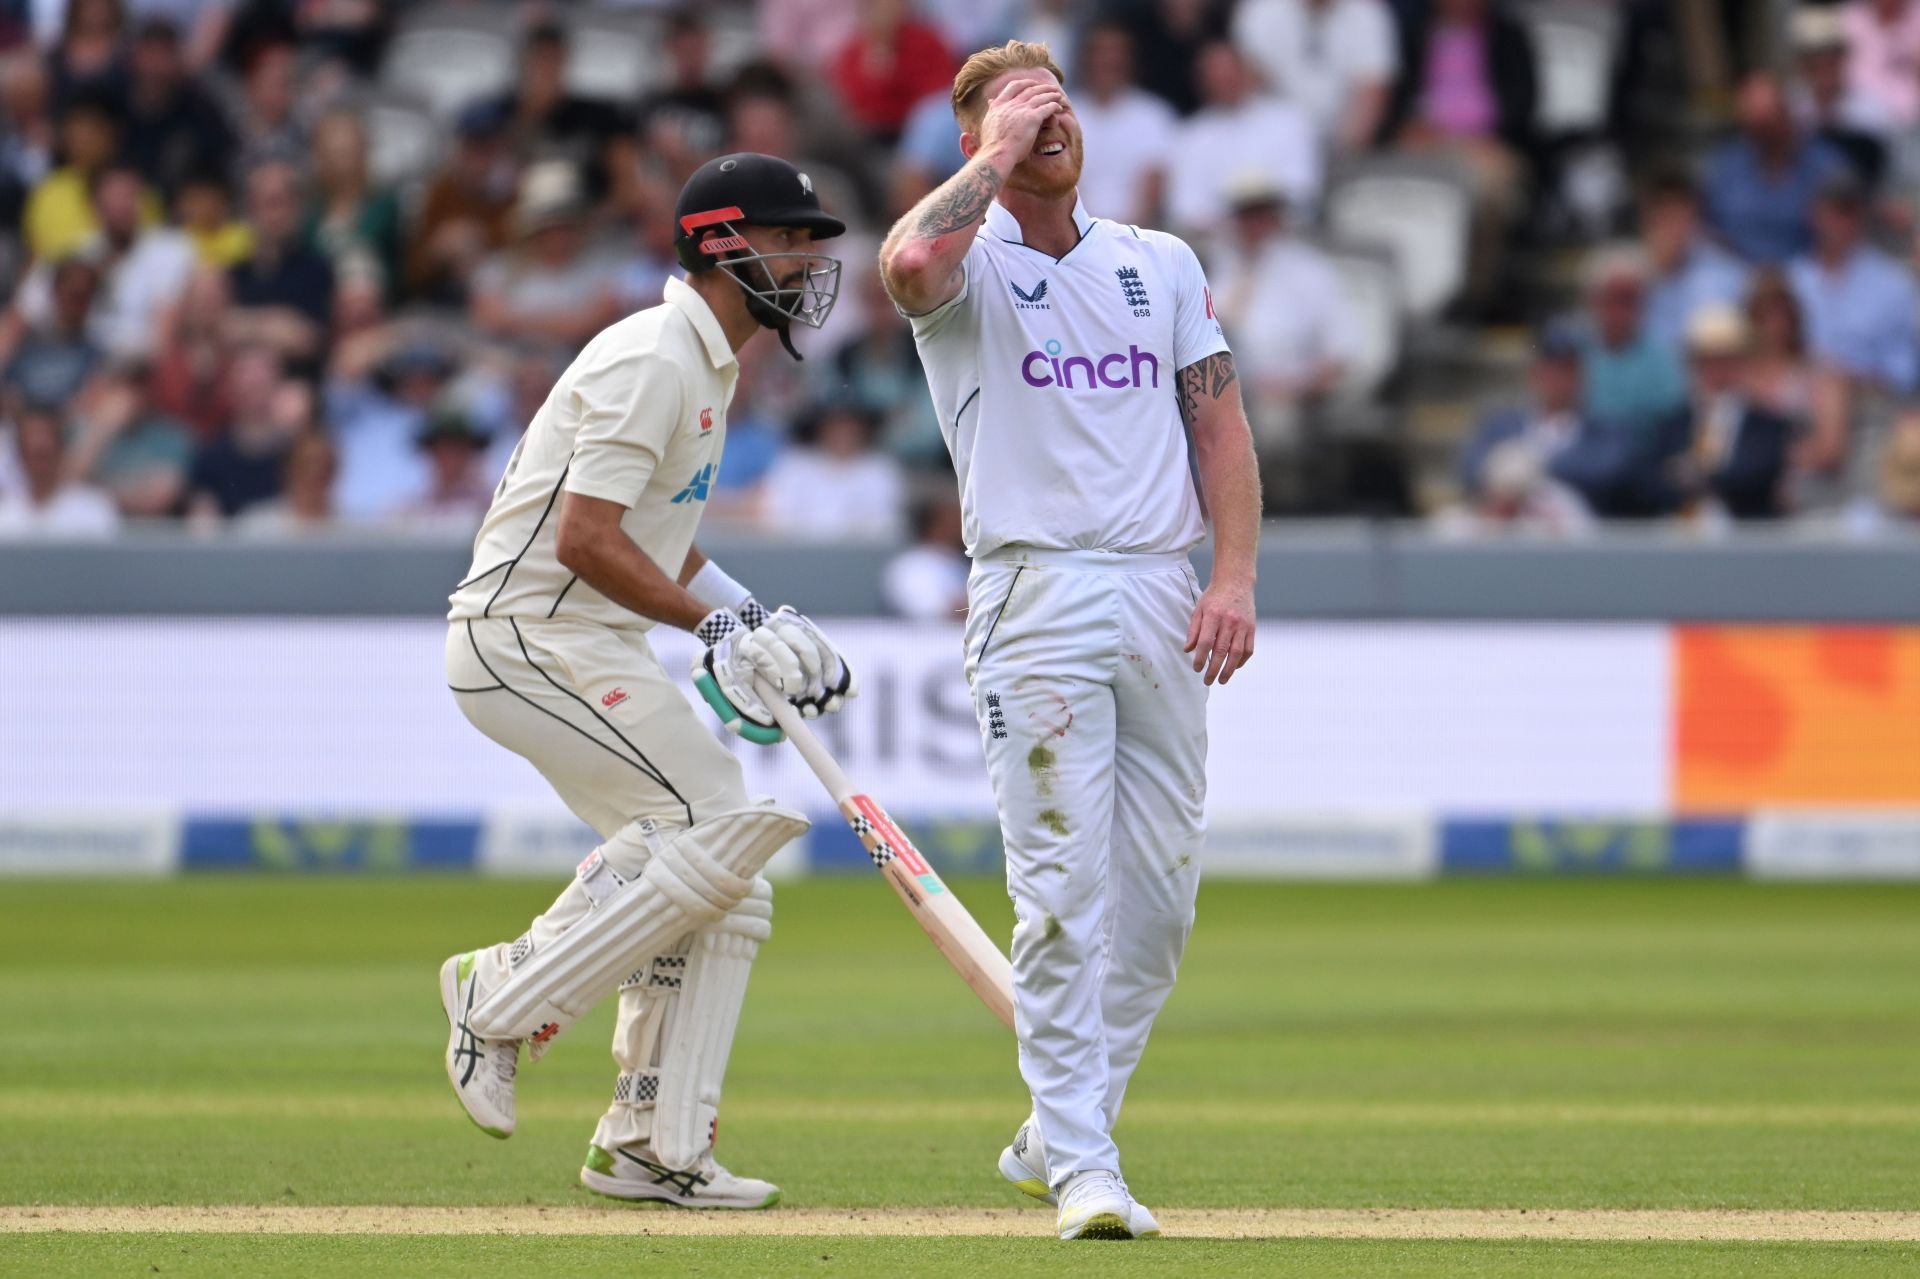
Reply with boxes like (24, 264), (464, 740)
(879, 78), (1067, 314)
(1179, 351), (1262, 685)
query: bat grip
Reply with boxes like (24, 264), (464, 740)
(753, 677), (856, 805)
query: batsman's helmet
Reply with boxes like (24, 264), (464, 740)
(674, 153), (845, 357)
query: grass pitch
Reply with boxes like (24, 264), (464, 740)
(2, 876), (1917, 1276)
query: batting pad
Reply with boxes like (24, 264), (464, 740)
(604, 878), (773, 1168)
(467, 803), (805, 1042)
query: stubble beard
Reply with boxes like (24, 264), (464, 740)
(1006, 136), (1084, 201)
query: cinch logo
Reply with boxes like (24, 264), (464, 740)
(671, 463), (714, 503)
(1021, 339), (1160, 389)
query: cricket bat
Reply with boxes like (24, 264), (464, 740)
(755, 681), (1016, 1030)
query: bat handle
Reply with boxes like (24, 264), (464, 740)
(753, 678), (855, 805)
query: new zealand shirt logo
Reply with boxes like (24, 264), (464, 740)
(1116, 266), (1150, 313)
(1009, 278), (1050, 310)
(671, 463), (714, 504)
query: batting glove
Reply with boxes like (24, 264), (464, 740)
(690, 608), (807, 744)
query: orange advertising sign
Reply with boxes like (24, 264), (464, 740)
(1674, 628), (1920, 810)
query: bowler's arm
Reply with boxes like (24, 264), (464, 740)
(1179, 352), (1261, 685)
(878, 154), (1008, 315)
(553, 493), (709, 631)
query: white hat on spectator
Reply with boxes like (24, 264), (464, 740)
(1224, 168), (1288, 214)
(1685, 303), (1751, 357)
(1585, 242), (1651, 293)
(1791, 7), (1849, 54)
(512, 161), (586, 237)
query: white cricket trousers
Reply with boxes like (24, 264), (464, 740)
(445, 617), (749, 834)
(963, 547), (1208, 1185)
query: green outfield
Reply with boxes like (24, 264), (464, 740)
(3, 876), (1918, 1277)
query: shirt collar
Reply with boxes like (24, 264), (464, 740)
(984, 195), (1097, 246)
(665, 275), (737, 372)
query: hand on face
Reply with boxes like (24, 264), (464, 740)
(978, 75), (1072, 169)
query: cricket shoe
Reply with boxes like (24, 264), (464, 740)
(581, 1143), (782, 1210)
(438, 951), (518, 1139)
(1055, 1170), (1137, 1240)
(998, 1115), (1055, 1204)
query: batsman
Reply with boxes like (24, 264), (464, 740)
(879, 41), (1261, 1239)
(437, 153), (853, 1209)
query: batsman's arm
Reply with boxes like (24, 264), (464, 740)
(878, 79), (1066, 314)
(1179, 351), (1261, 686)
(553, 493), (710, 631)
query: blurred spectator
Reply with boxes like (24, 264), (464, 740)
(50, 0), (128, 111)
(1071, 22), (1176, 225)
(727, 67), (866, 229)
(1207, 174), (1360, 454)
(831, 0), (954, 143)
(1459, 319), (1632, 518)
(0, 52), (54, 229)
(301, 107), (401, 295)
(1636, 304), (1791, 523)
(1168, 42), (1318, 236)
(883, 492), (969, 619)
(477, 345), (567, 484)
(406, 102), (517, 306)
(24, 92), (126, 260)
(1843, 0), (1920, 130)
(891, 90), (967, 216)
(1787, 7), (1889, 188)
(1433, 436), (1594, 538)
(0, 404), (120, 538)
(229, 158), (334, 362)
(761, 402), (906, 540)
(230, 37), (302, 171)
(133, 0), (235, 73)
(614, 181), (682, 314)
(1640, 171), (1749, 352)
(175, 165), (250, 267)
(759, 0), (861, 77)
(471, 162), (621, 350)
(235, 428), (335, 535)
(1743, 268), (1854, 494)
(1380, 0), (1535, 307)
(326, 341), (452, 522)
(122, 15), (233, 198)
(1704, 71), (1850, 265)
(1843, 409), (1920, 532)
(919, 0), (1025, 56)
(484, 19), (624, 195)
(1580, 245), (1687, 441)
(818, 266), (941, 464)
(3, 256), (102, 409)
(184, 342), (297, 518)
(637, 9), (729, 174)
(1232, 0), (1398, 152)
(1787, 174), (1919, 393)
(16, 160), (194, 360)
(150, 265), (232, 436)
(66, 361), (195, 517)
(400, 403), (494, 534)
(1122, 0), (1229, 116)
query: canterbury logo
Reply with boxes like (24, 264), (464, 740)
(1010, 279), (1049, 305)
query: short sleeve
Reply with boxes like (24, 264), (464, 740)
(1171, 238), (1230, 372)
(563, 346), (680, 507)
(899, 242), (979, 338)
(1349, 2), (1398, 79)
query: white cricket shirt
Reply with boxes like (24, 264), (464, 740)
(907, 198), (1229, 558)
(448, 276), (737, 629)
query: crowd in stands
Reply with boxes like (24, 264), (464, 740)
(0, 0), (1918, 563)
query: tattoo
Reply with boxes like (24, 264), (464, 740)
(1177, 352), (1239, 428)
(912, 161), (1002, 239)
